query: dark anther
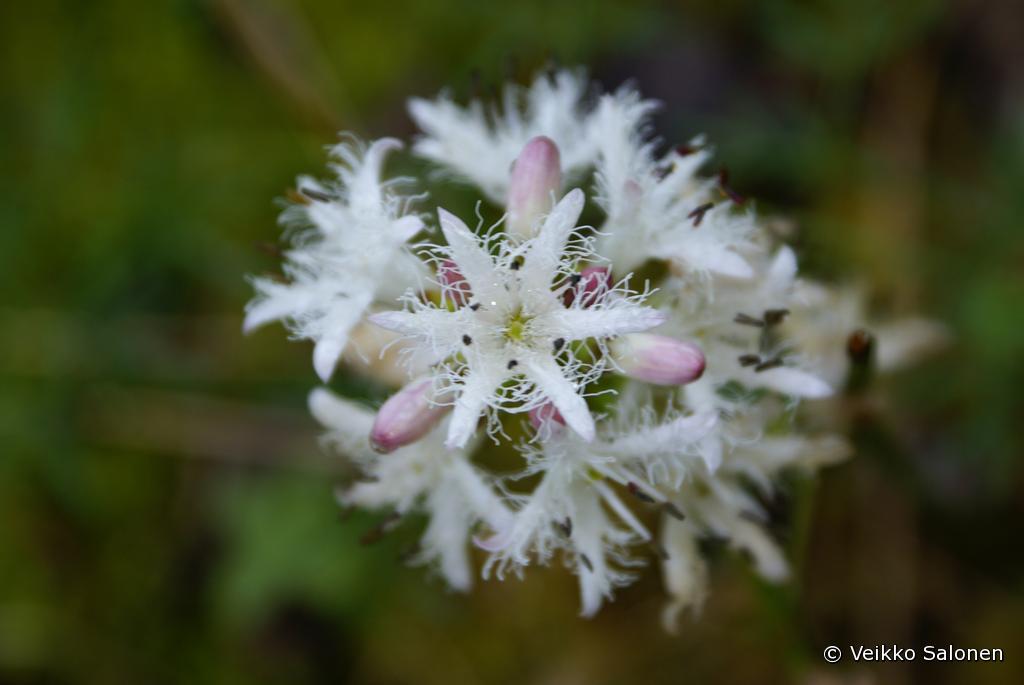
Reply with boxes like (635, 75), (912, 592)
(544, 54), (560, 84)
(734, 313), (765, 327)
(359, 511), (401, 546)
(675, 143), (698, 156)
(579, 553), (594, 572)
(650, 542), (670, 561)
(569, 273), (582, 286)
(738, 510), (764, 525)
(285, 188), (310, 205)
(754, 357), (784, 372)
(687, 202), (715, 227)
(510, 257), (523, 270)
(738, 354), (761, 367)
(397, 544), (421, 563)
(847, 328), (874, 365)
(717, 169), (746, 205)
(763, 308), (790, 326)
(663, 502), (686, 521)
(254, 241), (283, 258)
(462, 334), (473, 345)
(556, 518), (573, 537)
(507, 359), (519, 370)
(300, 186), (331, 203)
(627, 481), (656, 503)
(553, 338), (565, 353)
(469, 302), (480, 311)
(359, 529), (385, 547)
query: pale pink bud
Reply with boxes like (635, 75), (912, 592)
(564, 266), (611, 308)
(437, 259), (472, 307)
(506, 136), (562, 239)
(612, 334), (706, 386)
(370, 378), (449, 453)
(528, 402), (566, 430)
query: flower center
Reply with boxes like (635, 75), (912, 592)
(503, 306), (531, 342)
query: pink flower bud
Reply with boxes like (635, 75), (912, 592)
(564, 266), (611, 308)
(437, 259), (472, 307)
(529, 402), (566, 430)
(506, 136), (562, 240)
(612, 334), (706, 386)
(370, 378), (450, 453)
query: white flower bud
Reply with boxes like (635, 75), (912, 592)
(612, 333), (706, 386)
(506, 136), (562, 240)
(437, 259), (471, 307)
(370, 378), (449, 453)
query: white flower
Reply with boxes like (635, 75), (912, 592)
(371, 188), (665, 449)
(408, 70), (596, 203)
(479, 436), (641, 617)
(245, 138), (426, 381)
(666, 245), (835, 403)
(480, 409), (715, 616)
(245, 67), (938, 624)
(782, 283), (949, 389)
(309, 387), (510, 591)
(647, 396), (850, 627)
(591, 91), (757, 279)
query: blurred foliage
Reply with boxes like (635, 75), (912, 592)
(2, 0), (1023, 683)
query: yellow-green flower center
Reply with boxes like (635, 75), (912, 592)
(504, 307), (531, 342)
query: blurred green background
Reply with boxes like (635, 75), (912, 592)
(2, 0), (1023, 683)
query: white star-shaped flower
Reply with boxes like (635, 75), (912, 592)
(309, 388), (511, 591)
(664, 245), (834, 402)
(371, 188), (666, 449)
(245, 138), (426, 382)
(591, 92), (756, 279)
(478, 408), (716, 616)
(408, 70), (598, 203)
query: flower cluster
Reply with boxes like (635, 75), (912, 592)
(247, 69), (943, 625)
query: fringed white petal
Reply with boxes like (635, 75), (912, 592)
(874, 318), (950, 371)
(307, 387), (377, 461)
(604, 411), (718, 466)
(520, 188), (585, 287)
(437, 208), (499, 301)
(310, 290), (374, 381)
(242, 279), (314, 332)
(677, 246), (754, 279)
(341, 137), (402, 215)
(523, 355), (595, 442)
(660, 517), (707, 633)
(573, 488), (615, 617)
(551, 305), (666, 341)
(767, 245), (798, 285)
(699, 483), (789, 582)
(445, 370), (493, 449)
(420, 480), (474, 591)
(753, 367), (833, 398)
